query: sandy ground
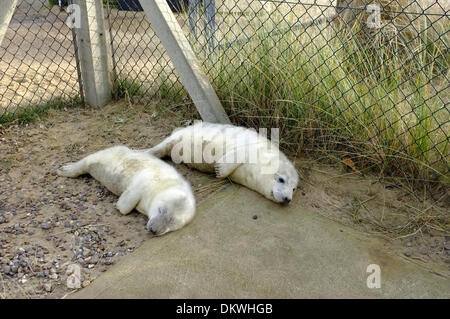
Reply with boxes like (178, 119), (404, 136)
(0, 100), (448, 299)
(0, 100), (226, 299)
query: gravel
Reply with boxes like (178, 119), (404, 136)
(0, 118), (154, 298)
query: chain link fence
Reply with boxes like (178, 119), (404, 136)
(0, 0), (83, 124)
(105, 0), (187, 104)
(0, 1), (447, 195)
(106, 0), (448, 195)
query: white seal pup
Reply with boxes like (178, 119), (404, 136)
(146, 122), (299, 204)
(57, 146), (196, 236)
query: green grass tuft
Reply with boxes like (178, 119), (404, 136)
(0, 97), (82, 127)
(114, 77), (146, 99)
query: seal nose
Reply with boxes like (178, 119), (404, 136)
(283, 197), (291, 203)
(147, 226), (157, 235)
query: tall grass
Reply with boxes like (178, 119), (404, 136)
(202, 11), (449, 185)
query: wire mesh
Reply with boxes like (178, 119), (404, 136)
(0, 0), (83, 123)
(105, 0), (188, 105)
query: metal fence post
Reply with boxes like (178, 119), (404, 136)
(189, 0), (200, 40)
(72, 0), (112, 107)
(0, 0), (18, 47)
(204, 0), (216, 52)
(139, 0), (230, 124)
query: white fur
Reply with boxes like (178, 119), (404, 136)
(57, 146), (196, 236)
(146, 122), (299, 204)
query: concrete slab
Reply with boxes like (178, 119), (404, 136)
(72, 185), (450, 298)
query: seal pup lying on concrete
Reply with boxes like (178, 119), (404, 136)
(145, 122), (299, 204)
(57, 146), (196, 236)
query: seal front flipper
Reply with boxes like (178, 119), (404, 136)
(214, 162), (242, 178)
(116, 187), (141, 215)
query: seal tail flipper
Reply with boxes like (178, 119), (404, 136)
(145, 126), (187, 158)
(146, 141), (170, 158)
(56, 161), (87, 178)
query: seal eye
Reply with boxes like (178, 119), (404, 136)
(277, 177), (285, 184)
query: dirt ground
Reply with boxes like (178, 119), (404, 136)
(0, 100), (226, 299)
(0, 100), (448, 299)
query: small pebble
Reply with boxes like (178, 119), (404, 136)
(252, 215), (258, 220)
(91, 255), (99, 264)
(103, 258), (114, 265)
(404, 251), (412, 257)
(43, 283), (53, 293)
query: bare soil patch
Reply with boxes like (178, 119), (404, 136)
(0, 100), (448, 299)
(0, 100), (225, 299)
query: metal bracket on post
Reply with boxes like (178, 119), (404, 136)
(72, 0), (112, 108)
(139, 0), (230, 124)
(0, 0), (18, 48)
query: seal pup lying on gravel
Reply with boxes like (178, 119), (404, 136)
(146, 122), (299, 204)
(57, 146), (196, 236)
